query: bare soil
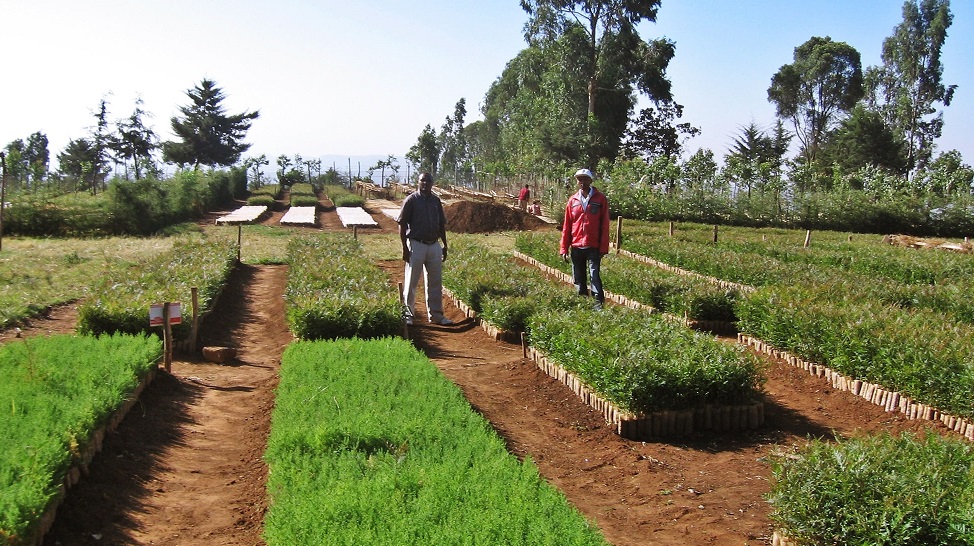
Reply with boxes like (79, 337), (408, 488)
(9, 199), (944, 546)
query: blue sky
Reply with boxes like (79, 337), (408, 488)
(1, 0), (971, 170)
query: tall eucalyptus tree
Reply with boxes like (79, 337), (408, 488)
(509, 0), (675, 165)
(865, 0), (955, 175)
(768, 36), (863, 167)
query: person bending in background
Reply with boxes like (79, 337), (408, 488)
(559, 168), (610, 310)
(397, 172), (453, 326)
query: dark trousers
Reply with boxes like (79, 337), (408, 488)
(570, 247), (604, 302)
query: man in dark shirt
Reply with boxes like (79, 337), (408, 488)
(397, 172), (453, 326)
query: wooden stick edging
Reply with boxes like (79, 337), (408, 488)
(772, 530), (797, 546)
(527, 345), (764, 440)
(27, 366), (159, 546)
(738, 333), (974, 443)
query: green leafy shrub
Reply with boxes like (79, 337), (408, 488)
(0, 334), (161, 543)
(736, 283), (974, 419)
(246, 195), (275, 207)
(529, 305), (764, 414)
(618, 220), (974, 419)
(331, 193), (364, 207)
(250, 184), (281, 199)
(323, 184), (364, 207)
(288, 183), (319, 207)
(769, 432), (974, 545)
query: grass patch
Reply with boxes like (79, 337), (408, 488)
(0, 334), (161, 543)
(284, 234), (400, 339)
(264, 338), (608, 545)
(0, 236), (175, 329)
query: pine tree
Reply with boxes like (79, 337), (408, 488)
(163, 79), (259, 168)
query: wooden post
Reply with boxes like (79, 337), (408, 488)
(804, 230), (812, 248)
(353, 226), (358, 240)
(189, 287), (199, 354)
(521, 331), (528, 359)
(237, 224), (242, 263)
(668, 221), (674, 237)
(615, 216), (623, 253)
(163, 303), (173, 373)
(712, 224), (718, 243)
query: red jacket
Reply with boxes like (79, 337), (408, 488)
(560, 187), (610, 255)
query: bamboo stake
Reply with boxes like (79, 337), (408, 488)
(615, 216), (623, 253)
(189, 287), (199, 354)
(163, 302), (173, 373)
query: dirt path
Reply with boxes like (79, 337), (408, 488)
(15, 202), (944, 545)
(43, 264), (292, 546)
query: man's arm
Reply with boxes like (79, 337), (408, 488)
(438, 202), (449, 262)
(559, 198), (573, 259)
(399, 222), (410, 262)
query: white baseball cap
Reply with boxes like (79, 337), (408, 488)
(574, 168), (593, 179)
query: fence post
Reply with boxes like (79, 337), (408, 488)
(615, 216), (623, 253)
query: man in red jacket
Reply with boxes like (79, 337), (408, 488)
(559, 168), (610, 310)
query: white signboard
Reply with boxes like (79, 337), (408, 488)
(149, 303), (182, 326)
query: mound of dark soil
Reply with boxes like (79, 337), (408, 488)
(445, 200), (549, 233)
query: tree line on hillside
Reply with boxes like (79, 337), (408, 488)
(2, 79), (258, 196)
